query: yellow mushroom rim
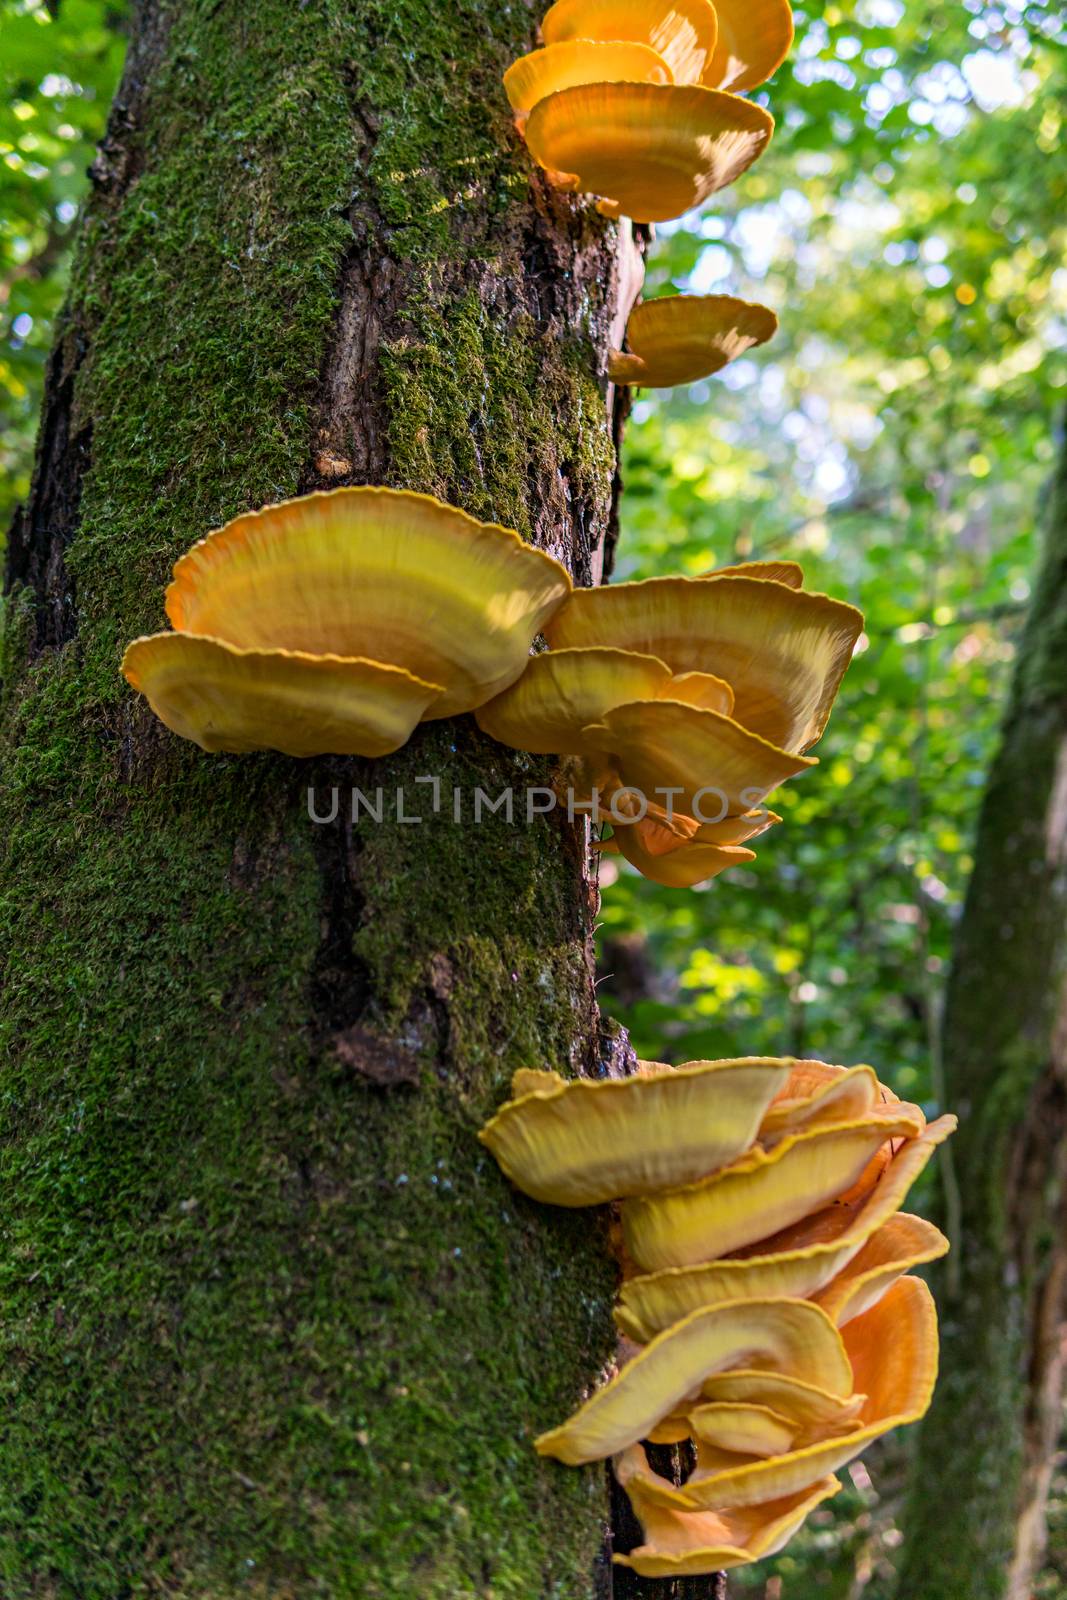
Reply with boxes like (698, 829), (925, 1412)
(603, 819), (757, 887)
(524, 83), (773, 224)
(758, 1061), (881, 1142)
(609, 294), (779, 388)
(121, 635), (445, 758)
(544, 572), (864, 754)
(598, 798), (780, 887)
(477, 1057), (791, 1205)
(540, 0), (719, 85)
(811, 1212), (949, 1327)
(534, 1296), (852, 1465)
(699, 1369), (867, 1432)
(687, 1400), (797, 1457)
(705, 0), (794, 91)
(620, 1106), (926, 1273)
(475, 646), (735, 756)
(588, 698), (816, 819)
(624, 1276), (939, 1511)
(504, 40), (672, 120)
(613, 1454), (840, 1577)
(159, 487), (572, 720)
(615, 1116), (955, 1340)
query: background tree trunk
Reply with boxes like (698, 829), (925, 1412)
(0, 2), (681, 1593)
(894, 415), (1067, 1600)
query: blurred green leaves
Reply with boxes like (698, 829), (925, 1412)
(1, 0), (126, 528)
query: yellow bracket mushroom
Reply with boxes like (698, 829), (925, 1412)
(608, 294), (778, 388)
(479, 1054), (955, 1578)
(478, 1057), (792, 1205)
(122, 487), (572, 756)
(540, 0), (720, 85)
(504, 40), (672, 126)
(476, 563), (863, 886)
(524, 81), (773, 223)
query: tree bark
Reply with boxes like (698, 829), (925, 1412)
(894, 413), (1067, 1599)
(0, 3), (688, 1594)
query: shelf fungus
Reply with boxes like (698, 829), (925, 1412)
(480, 1052), (954, 1575)
(476, 564), (863, 886)
(477, 1057), (792, 1205)
(613, 1452), (839, 1577)
(122, 487), (571, 756)
(504, 40), (672, 124)
(523, 81), (773, 223)
(705, 0), (795, 91)
(616, 1111), (956, 1340)
(623, 1276), (940, 1511)
(538, 0), (794, 93)
(540, 0), (718, 83)
(621, 1105), (926, 1273)
(535, 1296), (852, 1465)
(609, 294), (778, 388)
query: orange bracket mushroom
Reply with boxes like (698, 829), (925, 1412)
(524, 81), (773, 223)
(608, 294), (779, 388)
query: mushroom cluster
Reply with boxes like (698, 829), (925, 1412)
(476, 559), (863, 885)
(479, 1057), (956, 1576)
(122, 487), (572, 757)
(505, 0), (791, 223)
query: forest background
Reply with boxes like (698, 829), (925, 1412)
(2, 0), (1065, 1594)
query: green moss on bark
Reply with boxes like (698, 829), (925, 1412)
(0, 0), (623, 1594)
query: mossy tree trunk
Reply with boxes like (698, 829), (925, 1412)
(0, 3), (685, 1594)
(894, 415), (1067, 1600)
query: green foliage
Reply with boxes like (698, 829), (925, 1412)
(1, 0), (126, 530)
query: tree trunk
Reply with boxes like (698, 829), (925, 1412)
(894, 414), (1067, 1599)
(0, 3), (674, 1594)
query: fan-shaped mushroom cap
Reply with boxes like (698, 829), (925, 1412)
(609, 294), (778, 387)
(163, 487), (572, 720)
(478, 1057), (790, 1205)
(524, 83), (772, 224)
(505, 40), (671, 120)
(606, 819), (756, 886)
(603, 801), (778, 886)
(591, 699), (815, 819)
(615, 1116), (955, 1339)
(629, 1277), (938, 1510)
(613, 1449), (840, 1577)
(535, 1296), (852, 1464)
(705, 0), (794, 90)
(545, 574), (864, 753)
(122, 634), (444, 758)
(759, 1062), (881, 1142)
(688, 1400), (797, 1457)
(621, 1107), (925, 1273)
(812, 1213), (949, 1327)
(475, 646), (734, 754)
(700, 1369), (866, 1432)
(540, 0), (718, 84)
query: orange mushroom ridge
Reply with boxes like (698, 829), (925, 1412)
(478, 1056), (955, 1576)
(503, 0), (793, 221)
(476, 560), (863, 887)
(121, 487), (572, 757)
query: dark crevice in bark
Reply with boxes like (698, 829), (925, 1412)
(609, 1443), (726, 1600)
(307, 760), (373, 1054)
(5, 336), (89, 653)
(603, 383), (633, 582)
